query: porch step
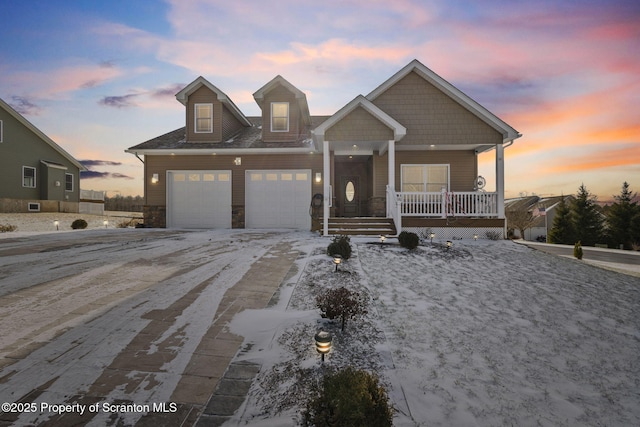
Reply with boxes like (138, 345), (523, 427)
(328, 217), (396, 236)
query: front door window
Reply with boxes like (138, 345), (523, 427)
(345, 181), (355, 202)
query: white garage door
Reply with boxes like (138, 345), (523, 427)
(167, 170), (231, 228)
(245, 170), (311, 229)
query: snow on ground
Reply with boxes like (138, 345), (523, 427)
(1, 217), (639, 426)
(228, 238), (640, 426)
(0, 211), (141, 236)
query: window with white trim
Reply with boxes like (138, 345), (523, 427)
(194, 103), (213, 133)
(271, 102), (289, 132)
(65, 173), (74, 191)
(401, 164), (449, 192)
(23, 166), (36, 188)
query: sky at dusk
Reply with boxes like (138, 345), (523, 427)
(1, 0), (638, 201)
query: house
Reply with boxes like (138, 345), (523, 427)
(0, 97), (86, 213)
(126, 59), (521, 237)
(505, 195), (574, 241)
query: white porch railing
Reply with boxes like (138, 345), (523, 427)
(386, 185), (402, 234)
(397, 190), (499, 218)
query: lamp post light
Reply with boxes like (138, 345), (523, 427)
(446, 240), (452, 250)
(315, 330), (332, 362)
(333, 255), (342, 272)
(54, 220), (59, 231)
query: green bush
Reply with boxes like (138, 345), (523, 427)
(0, 224), (17, 233)
(302, 367), (393, 427)
(574, 241), (583, 260)
(71, 219), (88, 230)
(327, 235), (352, 260)
(398, 231), (419, 249)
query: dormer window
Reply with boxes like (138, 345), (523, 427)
(195, 103), (213, 133)
(271, 102), (289, 132)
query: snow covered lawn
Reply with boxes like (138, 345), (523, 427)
(230, 238), (640, 426)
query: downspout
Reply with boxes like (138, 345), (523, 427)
(134, 152), (144, 164)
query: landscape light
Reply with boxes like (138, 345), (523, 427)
(446, 240), (452, 250)
(314, 330), (332, 362)
(473, 234), (478, 241)
(333, 255), (342, 272)
(379, 235), (386, 245)
(429, 232), (435, 243)
(54, 220), (59, 231)
(103, 219), (108, 228)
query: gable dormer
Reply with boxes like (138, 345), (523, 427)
(253, 76), (311, 143)
(176, 76), (251, 143)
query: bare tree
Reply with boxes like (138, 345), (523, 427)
(506, 208), (538, 240)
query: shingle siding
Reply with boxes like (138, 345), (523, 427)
(325, 107), (394, 141)
(372, 72), (503, 146)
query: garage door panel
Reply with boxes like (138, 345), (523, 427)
(246, 169), (311, 229)
(167, 170), (231, 228)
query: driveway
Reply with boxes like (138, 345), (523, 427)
(0, 229), (303, 426)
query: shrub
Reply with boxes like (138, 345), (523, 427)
(0, 224), (17, 233)
(302, 367), (393, 427)
(574, 241), (583, 260)
(117, 218), (142, 228)
(71, 219), (88, 230)
(485, 230), (502, 240)
(397, 231), (419, 249)
(327, 235), (352, 260)
(316, 286), (367, 331)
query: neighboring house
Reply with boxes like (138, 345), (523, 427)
(126, 59), (521, 237)
(505, 195), (574, 241)
(0, 98), (86, 213)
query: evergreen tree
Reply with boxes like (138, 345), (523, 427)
(572, 184), (603, 246)
(548, 195), (576, 244)
(607, 182), (639, 249)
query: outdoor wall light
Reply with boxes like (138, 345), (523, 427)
(429, 232), (435, 243)
(446, 240), (453, 250)
(315, 172), (322, 183)
(234, 157), (242, 166)
(103, 219), (108, 228)
(54, 220), (59, 231)
(151, 173), (159, 184)
(333, 255), (342, 272)
(315, 330), (333, 362)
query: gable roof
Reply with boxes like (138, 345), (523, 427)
(253, 75), (311, 126)
(0, 97), (86, 171)
(176, 76), (252, 127)
(367, 59), (521, 143)
(312, 95), (407, 148)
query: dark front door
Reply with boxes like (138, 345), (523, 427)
(340, 176), (360, 217)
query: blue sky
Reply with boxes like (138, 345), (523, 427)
(1, 0), (638, 200)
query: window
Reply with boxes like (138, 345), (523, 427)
(271, 102), (289, 132)
(195, 103), (213, 133)
(65, 173), (74, 191)
(401, 164), (449, 192)
(23, 166), (36, 188)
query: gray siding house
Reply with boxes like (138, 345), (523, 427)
(0, 98), (86, 213)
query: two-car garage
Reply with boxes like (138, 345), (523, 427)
(166, 169), (311, 230)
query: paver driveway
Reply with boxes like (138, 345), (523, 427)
(0, 229), (302, 426)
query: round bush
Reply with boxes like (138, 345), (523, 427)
(71, 219), (88, 230)
(398, 231), (419, 250)
(327, 235), (352, 260)
(302, 367), (393, 427)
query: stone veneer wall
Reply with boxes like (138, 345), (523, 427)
(143, 205), (166, 228)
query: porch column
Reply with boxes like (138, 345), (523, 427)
(323, 139), (330, 236)
(387, 140), (395, 191)
(496, 143), (505, 218)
